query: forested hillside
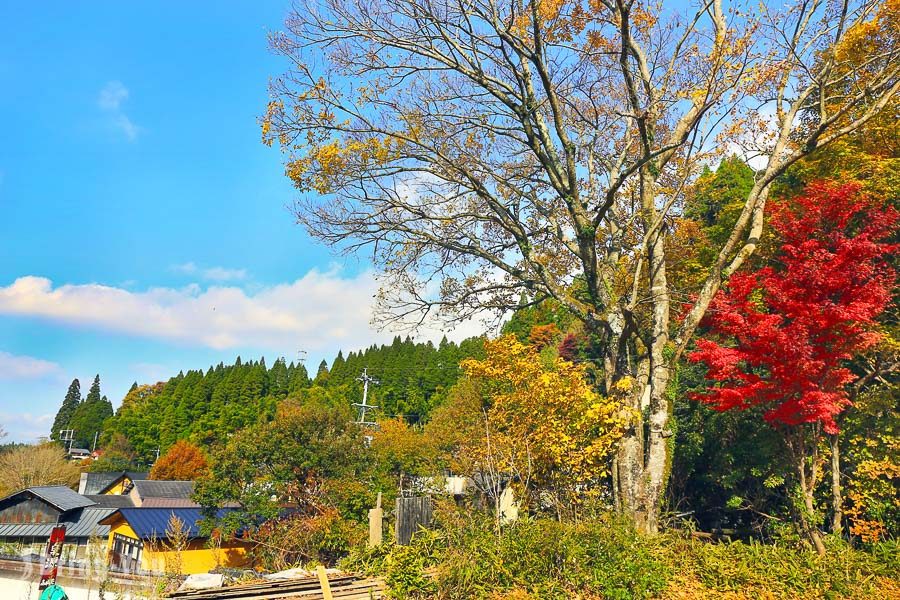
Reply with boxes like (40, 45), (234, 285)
(93, 335), (483, 462)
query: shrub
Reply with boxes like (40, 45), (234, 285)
(344, 510), (898, 599)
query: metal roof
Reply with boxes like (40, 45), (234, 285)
(139, 498), (201, 508)
(84, 494), (135, 508)
(0, 506), (116, 539)
(79, 471), (148, 495)
(0, 487), (97, 513)
(132, 480), (194, 500)
(100, 508), (239, 540)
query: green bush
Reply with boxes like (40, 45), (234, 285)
(663, 534), (900, 599)
(342, 507), (898, 599)
(369, 512), (668, 599)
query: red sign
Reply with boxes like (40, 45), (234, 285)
(38, 525), (67, 590)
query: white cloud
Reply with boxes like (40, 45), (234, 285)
(114, 114), (140, 142)
(0, 412), (54, 443)
(0, 271), (480, 353)
(98, 81), (129, 110)
(172, 262), (248, 282)
(0, 351), (62, 381)
(98, 81), (140, 141)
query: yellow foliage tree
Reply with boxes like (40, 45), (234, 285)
(438, 336), (625, 515)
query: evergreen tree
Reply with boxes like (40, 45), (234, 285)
(85, 375), (102, 404)
(50, 379), (82, 441)
(69, 375), (113, 449)
(684, 155), (755, 249)
(315, 359), (330, 384)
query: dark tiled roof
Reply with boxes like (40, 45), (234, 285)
(132, 480), (194, 500)
(84, 494), (135, 508)
(0, 506), (116, 539)
(80, 471), (149, 495)
(0, 487), (97, 512)
(100, 508), (239, 540)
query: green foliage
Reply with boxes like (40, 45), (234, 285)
(842, 383), (900, 542)
(193, 399), (372, 525)
(50, 378), (81, 441)
(68, 376), (113, 449)
(501, 298), (575, 344)
(344, 511), (897, 599)
(102, 337), (483, 463)
(669, 535), (899, 598)
(250, 510), (366, 570)
(684, 156), (756, 251)
(104, 357), (311, 461)
(326, 335), (485, 421)
(383, 540), (440, 599)
(670, 360), (790, 534)
(348, 508), (669, 600)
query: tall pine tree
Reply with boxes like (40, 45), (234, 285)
(50, 379), (81, 441)
(70, 375), (113, 449)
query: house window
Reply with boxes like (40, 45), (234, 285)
(110, 533), (143, 573)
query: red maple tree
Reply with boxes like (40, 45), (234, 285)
(689, 181), (896, 553)
(690, 181), (896, 433)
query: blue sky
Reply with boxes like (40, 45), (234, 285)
(0, 1), (479, 442)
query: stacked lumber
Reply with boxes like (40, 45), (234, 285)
(166, 574), (386, 600)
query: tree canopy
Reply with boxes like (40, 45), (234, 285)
(262, 0), (899, 531)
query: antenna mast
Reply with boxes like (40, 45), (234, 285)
(353, 368), (379, 426)
(59, 429), (75, 454)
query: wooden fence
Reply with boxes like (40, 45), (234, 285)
(394, 496), (432, 545)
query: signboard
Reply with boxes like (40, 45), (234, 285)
(38, 525), (66, 590)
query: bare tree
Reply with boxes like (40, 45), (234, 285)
(0, 443), (81, 496)
(263, 0), (900, 531)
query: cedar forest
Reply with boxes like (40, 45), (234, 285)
(29, 0), (900, 597)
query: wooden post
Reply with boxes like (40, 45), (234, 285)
(316, 564), (334, 600)
(368, 492), (383, 547)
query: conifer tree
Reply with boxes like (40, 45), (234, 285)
(69, 375), (113, 449)
(315, 359), (330, 384)
(50, 379), (81, 441)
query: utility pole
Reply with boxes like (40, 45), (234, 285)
(92, 432), (99, 452)
(353, 368), (379, 426)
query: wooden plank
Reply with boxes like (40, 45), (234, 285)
(167, 575), (383, 600)
(317, 565), (334, 600)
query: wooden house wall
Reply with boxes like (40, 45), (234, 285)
(0, 498), (60, 524)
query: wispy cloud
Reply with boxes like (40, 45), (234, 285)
(172, 262), (248, 282)
(0, 351), (63, 381)
(0, 271), (481, 353)
(98, 81), (129, 110)
(98, 81), (140, 141)
(0, 411), (54, 443)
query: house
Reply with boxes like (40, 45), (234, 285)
(99, 508), (252, 575)
(67, 448), (91, 461)
(0, 486), (120, 563)
(78, 471), (149, 496)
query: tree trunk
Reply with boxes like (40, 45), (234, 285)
(791, 429), (826, 556)
(830, 434), (843, 535)
(612, 197), (673, 534)
(643, 220), (673, 533)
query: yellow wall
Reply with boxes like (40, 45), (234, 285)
(106, 516), (251, 575)
(143, 539), (251, 574)
(101, 477), (129, 495)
